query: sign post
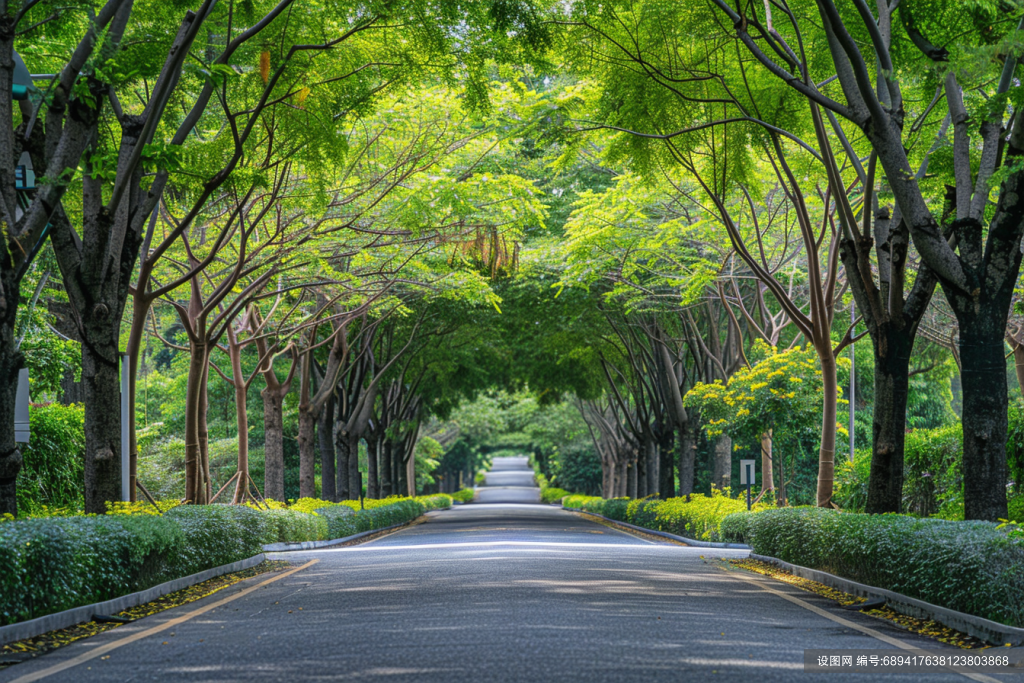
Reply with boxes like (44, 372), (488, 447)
(739, 459), (756, 511)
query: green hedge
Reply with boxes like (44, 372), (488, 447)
(0, 506), (267, 626)
(563, 493), (763, 541)
(726, 507), (1024, 627)
(0, 495), (446, 627)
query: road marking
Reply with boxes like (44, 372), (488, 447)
(8, 560), (319, 683)
(728, 568), (1002, 683)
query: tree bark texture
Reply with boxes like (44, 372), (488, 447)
(82, 341), (122, 513)
(677, 428), (695, 496)
(296, 406), (316, 500)
(815, 353), (839, 508)
(865, 342), (912, 514)
(380, 438), (393, 498)
(759, 431), (775, 495)
(264, 390), (286, 502)
(367, 434), (379, 499)
(0, 321), (22, 515)
(958, 327), (1010, 520)
(318, 393), (336, 502)
(712, 434), (732, 490)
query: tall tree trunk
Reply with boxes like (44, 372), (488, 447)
(381, 438), (393, 498)
(405, 442), (416, 496)
(296, 405), (316, 500)
(349, 436), (361, 500)
(264, 389), (286, 502)
(1012, 340), (1024, 400)
(645, 438), (658, 497)
(712, 434), (732, 491)
(626, 458), (637, 498)
(677, 426), (695, 496)
(0, 328), (22, 516)
(396, 441), (408, 497)
(199, 362), (211, 502)
(759, 431), (775, 496)
(185, 345), (207, 504)
(318, 393), (335, 502)
(658, 427), (674, 499)
(367, 434), (379, 499)
(336, 430), (352, 501)
(865, 340), (912, 514)
(229, 343), (250, 504)
(615, 460), (627, 497)
(958, 321), (1010, 520)
(635, 446), (647, 498)
(81, 332), (124, 513)
(816, 352), (839, 507)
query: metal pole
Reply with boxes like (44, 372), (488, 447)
(746, 481), (751, 511)
(849, 299), (856, 462)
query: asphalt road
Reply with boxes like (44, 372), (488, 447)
(2, 460), (1008, 683)
(476, 455), (540, 504)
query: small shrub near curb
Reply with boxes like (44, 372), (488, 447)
(451, 489), (475, 503)
(541, 488), (570, 504)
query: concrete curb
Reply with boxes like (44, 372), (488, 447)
(568, 508), (752, 549)
(749, 554), (1024, 646)
(0, 554), (266, 647)
(261, 521), (411, 552)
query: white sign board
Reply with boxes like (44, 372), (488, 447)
(740, 459), (756, 486)
(15, 368), (29, 443)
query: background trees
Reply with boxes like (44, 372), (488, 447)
(7, 0), (1022, 525)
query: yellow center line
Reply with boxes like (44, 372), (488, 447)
(727, 568), (1003, 683)
(9, 559), (320, 683)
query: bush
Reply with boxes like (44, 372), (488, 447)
(165, 505), (268, 577)
(415, 494), (453, 511)
(261, 509), (327, 543)
(564, 491), (767, 542)
(451, 489), (475, 503)
(0, 493), (441, 627)
(16, 403), (85, 515)
(540, 487), (570, 504)
(653, 491), (768, 542)
(741, 507), (1024, 627)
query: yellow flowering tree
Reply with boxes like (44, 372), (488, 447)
(684, 341), (849, 505)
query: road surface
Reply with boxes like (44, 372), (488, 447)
(1, 458), (1003, 683)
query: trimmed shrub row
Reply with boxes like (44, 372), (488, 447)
(563, 491), (765, 541)
(721, 507), (1024, 627)
(0, 495), (452, 627)
(0, 506), (265, 627)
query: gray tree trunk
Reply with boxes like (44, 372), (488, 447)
(82, 339), (122, 513)
(318, 394), (335, 502)
(713, 434), (732, 491)
(263, 389), (286, 502)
